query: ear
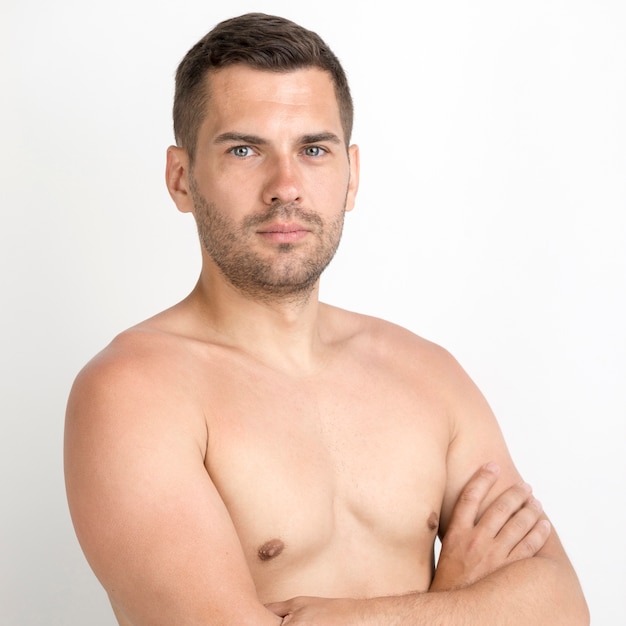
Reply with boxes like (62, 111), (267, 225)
(345, 144), (360, 213)
(165, 146), (194, 214)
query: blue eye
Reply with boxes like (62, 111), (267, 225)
(230, 146), (252, 157)
(304, 146), (325, 157)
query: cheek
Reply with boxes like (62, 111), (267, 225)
(195, 172), (256, 214)
(307, 167), (351, 202)
(215, 170), (264, 206)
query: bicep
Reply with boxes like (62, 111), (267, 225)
(438, 354), (570, 562)
(64, 362), (277, 626)
(438, 354), (525, 536)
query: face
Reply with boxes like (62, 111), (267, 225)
(168, 65), (359, 303)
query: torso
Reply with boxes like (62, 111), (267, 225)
(140, 302), (453, 602)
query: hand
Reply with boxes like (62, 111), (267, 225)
(431, 463), (551, 591)
(267, 596), (366, 626)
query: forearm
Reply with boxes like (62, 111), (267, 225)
(274, 554), (589, 626)
(366, 555), (588, 626)
(111, 599), (283, 626)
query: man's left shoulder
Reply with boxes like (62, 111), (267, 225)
(359, 313), (451, 361)
(327, 306), (455, 369)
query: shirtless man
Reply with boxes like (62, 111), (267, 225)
(64, 13), (589, 625)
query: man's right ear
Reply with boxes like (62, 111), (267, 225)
(165, 146), (194, 214)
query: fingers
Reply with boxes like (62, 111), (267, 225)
(478, 481), (535, 538)
(477, 480), (552, 559)
(449, 462), (501, 528)
(508, 518), (552, 560)
(491, 493), (541, 546)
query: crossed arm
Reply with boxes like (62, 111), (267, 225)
(65, 341), (589, 625)
(268, 464), (589, 625)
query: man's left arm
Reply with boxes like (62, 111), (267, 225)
(431, 348), (588, 623)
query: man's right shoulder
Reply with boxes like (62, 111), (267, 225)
(65, 323), (214, 465)
(73, 326), (184, 386)
(67, 323), (213, 421)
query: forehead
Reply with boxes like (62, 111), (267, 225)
(200, 65), (344, 139)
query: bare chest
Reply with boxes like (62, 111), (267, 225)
(203, 359), (450, 599)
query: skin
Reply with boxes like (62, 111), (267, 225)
(64, 66), (589, 625)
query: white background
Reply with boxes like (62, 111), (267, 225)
(2, 0), (625, 623)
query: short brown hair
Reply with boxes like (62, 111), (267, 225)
(173, 13), (354, 161)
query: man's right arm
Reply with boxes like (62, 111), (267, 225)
(64, 340), (281, 626)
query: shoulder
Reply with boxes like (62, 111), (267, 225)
(65, 321), (211, 455)
(323, 304), (460, 374)
(69, 325), (189, 400)
(64, 323), (213, 532)
(70, 299), (223, 395)
(323, 305), (491, 432)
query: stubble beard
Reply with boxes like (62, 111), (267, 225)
(189, 178), (346, 305)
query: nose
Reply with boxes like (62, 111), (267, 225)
(261, 155), (302, 206)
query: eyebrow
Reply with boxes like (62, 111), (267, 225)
(214, 132), (267, 145)
(300, 132), (342, 145)
(213, 131), (342, 146)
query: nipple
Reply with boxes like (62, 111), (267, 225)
(427, 512), (439, 532)
(257, 538), (285, 562)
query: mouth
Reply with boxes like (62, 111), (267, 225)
(256, 222), (311, 244)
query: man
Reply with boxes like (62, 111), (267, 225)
(64, 13), (588, 625)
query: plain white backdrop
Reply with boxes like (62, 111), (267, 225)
(2, 0), (625, 623)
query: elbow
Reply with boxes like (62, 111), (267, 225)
(572, 596), (590, 626)
(561, 572), (590, 626)
(567, 601), (590, 626)
(561, 591), (590, 626)
(542, 557), (590, 626)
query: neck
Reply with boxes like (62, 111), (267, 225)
(186, 265), (328, 374)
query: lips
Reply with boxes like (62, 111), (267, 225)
(256, 222), (310, 243)
(257, 222), (309, 234)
